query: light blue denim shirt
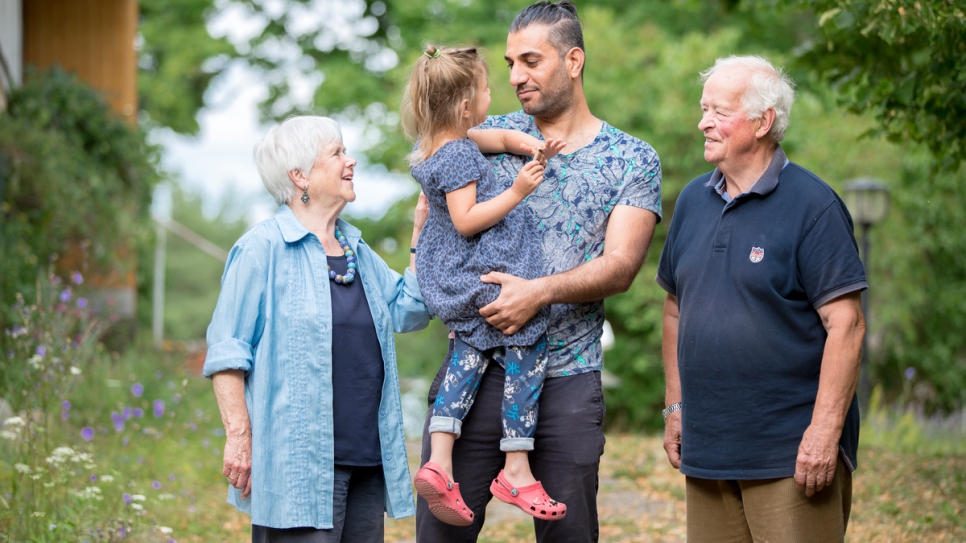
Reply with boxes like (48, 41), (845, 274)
(204, 204), (431, 529)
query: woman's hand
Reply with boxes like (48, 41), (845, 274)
(414, 191), (429, 234)
(212, 370), (253, 499)
(223, 430), (253, 498)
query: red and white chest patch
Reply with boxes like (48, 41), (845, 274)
(749, 247), (764, 263)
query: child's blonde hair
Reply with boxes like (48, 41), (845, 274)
(401, 44), (489, 165)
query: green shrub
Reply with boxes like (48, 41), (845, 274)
(0, 67), (160, 326)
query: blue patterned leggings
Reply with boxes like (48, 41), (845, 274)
(428, 334), (548, 452)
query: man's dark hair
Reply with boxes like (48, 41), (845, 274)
(510, 1), (584, 58)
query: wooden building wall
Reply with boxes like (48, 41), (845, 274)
(23, 0), (140, 314)
(23, 0), (138, 122)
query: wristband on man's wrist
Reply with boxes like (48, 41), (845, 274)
(662, 402), (683, 421)
(410, 247), (417, 254)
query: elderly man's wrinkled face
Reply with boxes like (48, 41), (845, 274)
(505, 24), (573, 119)
(698, 67), (762, 168)
(307, 140), (357, 205)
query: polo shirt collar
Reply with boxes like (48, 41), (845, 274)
(705, 145), (789, 203)
(275, 204), (362, 245)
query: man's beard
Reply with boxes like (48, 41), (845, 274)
(519, 67), (572, 118)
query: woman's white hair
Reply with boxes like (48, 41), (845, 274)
(700, 55), (797, 143)
(253, 116), (343, 205)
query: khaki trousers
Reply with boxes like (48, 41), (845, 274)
(686, 458), (852, 543)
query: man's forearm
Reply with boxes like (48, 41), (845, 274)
(811, 294), (865, 432)
(535, 206), (658, 306)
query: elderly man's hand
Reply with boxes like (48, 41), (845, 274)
(479, 272), (542, 335)
(222, 430), (253, 499)
(663, 411), (683, 469)
(794, 423), (840, 497)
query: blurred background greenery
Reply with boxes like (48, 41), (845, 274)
(3, 0), (965, 430)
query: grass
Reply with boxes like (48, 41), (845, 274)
(3, 328), (964, 542)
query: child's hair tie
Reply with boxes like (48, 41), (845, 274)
(424, 48), (441, 59)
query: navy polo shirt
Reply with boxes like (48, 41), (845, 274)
(656, 146), (867, 480)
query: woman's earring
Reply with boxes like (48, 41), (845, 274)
(301, 187), (310, 204)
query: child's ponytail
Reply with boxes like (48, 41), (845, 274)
(401, 44), (488, 164)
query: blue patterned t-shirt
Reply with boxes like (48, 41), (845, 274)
(478, 112), (662, 377)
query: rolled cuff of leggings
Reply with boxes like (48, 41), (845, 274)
(429, 416), (462, 438)
(500, 437), (535, 452)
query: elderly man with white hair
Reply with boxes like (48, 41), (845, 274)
(656, 56), (867, 542)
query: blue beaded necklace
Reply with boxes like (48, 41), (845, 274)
(328, 227), (357, 285)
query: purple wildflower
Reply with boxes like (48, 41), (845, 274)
(169, 473), (176, 481)
(72, 271), (84, 285)
(61, 410), (69, 421)
(60, 289), (71, 302)
(904, 367), (916, 380)
(122, 407), (133, 420)
(62, 400), (71, 410)
(36, 346), (46, 357)
(111, 411), (125, 432)
(131, 383), (144, 397)
(77, 298), (88, 309)
(81, 427), (95, 441)
(122, 493), (132, 505)
(152, 480), (161, 490)
(119, 525), (127, 538)
(91, 474), (98, 482)
(153, 399), (165, 418)
(132, 408), (144, 418)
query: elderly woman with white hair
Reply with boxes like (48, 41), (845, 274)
(204, 115), (431, 542)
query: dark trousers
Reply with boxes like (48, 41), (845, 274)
(416, 341), (606, 543)
(252, 464), (384, 543)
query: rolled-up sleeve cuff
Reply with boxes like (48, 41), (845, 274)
(203, 338), (254, 377)
(403, 268), (426, 304)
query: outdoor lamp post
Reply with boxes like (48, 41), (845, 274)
(842, 178), (890, 414)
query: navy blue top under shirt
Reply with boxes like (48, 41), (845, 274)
(656, 146), (867, 480)
(328, 254), (384, 466)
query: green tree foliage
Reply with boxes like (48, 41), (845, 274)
(138, 0), (237, 134)
(0, 68), (160, 324)
(771, 0), (966, 170)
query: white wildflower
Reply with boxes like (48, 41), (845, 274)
(106, 379), (122, 388)
(14, 463), (31, 474)
(46, 446), (76, 465)
(43, 482), (55, 488)
(131, 494), (146, 502)
(74, 486), (103, 501)
(1, 430), (19, 440)
(31, 511), (45, 517)
(100, 475), (114, 483)
(158, 526), (173, 534)
(28, 355), (44, 370)
(3, 416), (25, 427)
(158, 493), (176, 501)
(130, 503), (143, 511)
(70, 366), (82, 375)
